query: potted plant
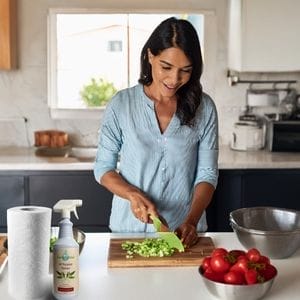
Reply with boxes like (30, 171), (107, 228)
(80, 78), (117, 107)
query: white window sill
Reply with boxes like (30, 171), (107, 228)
(50, 108), (105, 119)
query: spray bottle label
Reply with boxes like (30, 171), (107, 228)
(53, 248), (79, 295)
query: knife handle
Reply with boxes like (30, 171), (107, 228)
(158, 215), (170, 232)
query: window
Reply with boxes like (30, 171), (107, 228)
(48, 10), (205, 119)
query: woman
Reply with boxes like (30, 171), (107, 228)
(94, 17), (218, 247)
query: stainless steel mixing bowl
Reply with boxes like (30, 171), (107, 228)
(199, 266), (276, 300)
(230, 206), (300, 259)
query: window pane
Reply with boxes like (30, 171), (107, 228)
(52, 13), (204, 109)
(56, 14), (128, 108)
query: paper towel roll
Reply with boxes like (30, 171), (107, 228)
(7, 206), (52, 300)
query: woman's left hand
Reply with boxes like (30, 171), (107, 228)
(176, 223), (198, 248)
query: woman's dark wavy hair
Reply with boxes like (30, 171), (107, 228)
(138, 17), (203, 127)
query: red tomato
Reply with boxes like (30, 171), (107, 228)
(203, 267), (225, 283)
(210, 255), (231, 273)
(259, 264), (277, 281)
(245, 269), (258, 284)
(224, 270), (245, 285)
(258, 255), (270, 265)
(246, 248), (261, 262)
(211, 248), (228, 257)
(201, 257), (211, 271)
(230, 257), (250, 274)
(229, 249), (246, 260)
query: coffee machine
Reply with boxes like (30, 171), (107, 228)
(231, 86), (298, 151)
(247, 88), (297, 121)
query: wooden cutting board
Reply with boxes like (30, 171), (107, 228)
(108, 236), (215, 268)
(0, 236), (8, 268)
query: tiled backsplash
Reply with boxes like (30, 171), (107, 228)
(0, 118), (30, 147)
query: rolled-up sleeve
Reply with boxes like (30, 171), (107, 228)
(194, 96), (219, 188)
(93, 99), (122, 183)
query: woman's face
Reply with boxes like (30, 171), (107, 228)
(148, 47), (193, 98)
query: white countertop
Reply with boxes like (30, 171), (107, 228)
(0, 232), (299, 300)
(0, 146), (300, 171)
(219, 146), (300, 169)
(0, 147), (94, 171)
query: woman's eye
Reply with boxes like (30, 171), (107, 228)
(162, 66), (171, 70)
(181, 69), (192, 74)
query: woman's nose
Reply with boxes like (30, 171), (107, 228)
(169, 70), (181, 84)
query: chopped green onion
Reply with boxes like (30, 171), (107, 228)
(121, 238), (175, 258)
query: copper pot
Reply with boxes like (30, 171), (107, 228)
(34, 130), (69, 148)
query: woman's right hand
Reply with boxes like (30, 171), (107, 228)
(100, 170), (158, 223)
(129, 190), (158, 223)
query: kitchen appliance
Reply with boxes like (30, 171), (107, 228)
(247, 88), (297, 120)
(231, 86), (297, 151)
(107, 236), (215, 267)
(266, 119), (300, 152)
(231, 115), (265, 151)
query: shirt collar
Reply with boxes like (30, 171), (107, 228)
(139, 84), (155, 109)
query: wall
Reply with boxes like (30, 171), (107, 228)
(0, 0), (299, 148)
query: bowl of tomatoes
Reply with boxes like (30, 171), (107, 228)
(199, 247), (277, 300)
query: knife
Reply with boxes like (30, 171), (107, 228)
(150, 215), (185, 252)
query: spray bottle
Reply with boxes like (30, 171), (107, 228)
(52, 199), (83, 299)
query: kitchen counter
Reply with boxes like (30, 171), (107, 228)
(0, 145), (300, 170)
(0, 232), (299, 300)
(0, 147), (93, 171)
(219, 146), (300, 169)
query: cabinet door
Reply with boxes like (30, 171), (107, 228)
(28, 171), (113, 232)
(242, 169), (300, 210)
(0, 175), (25, 232)
(208, 170), (243, 232)
(228, 0), (300, 72)
(0, 0), (17, 69)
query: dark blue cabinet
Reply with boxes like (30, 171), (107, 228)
(0, 174), (25, 232)
(0, 171), (113, 233)
(28, 171), (113, 232)
(207, 169), (300, 232)
(1, 169), (300, 233)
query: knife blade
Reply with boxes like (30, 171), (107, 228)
(150, 215), (185, 252)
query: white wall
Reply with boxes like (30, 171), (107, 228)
(0, 0), (299, 147)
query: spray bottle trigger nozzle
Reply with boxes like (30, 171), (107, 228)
(73, 207), (79, 219)
(53, 199), (83, 219)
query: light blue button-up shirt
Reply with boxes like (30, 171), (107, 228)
(94, 84), (218, 232)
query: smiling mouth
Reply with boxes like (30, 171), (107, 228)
(164, 83), (179, 90)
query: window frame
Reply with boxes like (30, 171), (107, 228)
(47, 8), (216, 119)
